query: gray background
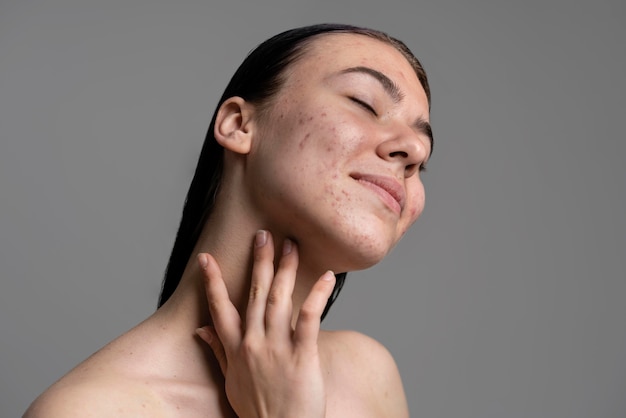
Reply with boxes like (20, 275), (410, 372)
(1, 0), (624, 416)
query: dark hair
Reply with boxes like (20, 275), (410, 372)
(158, 23), (431, 320)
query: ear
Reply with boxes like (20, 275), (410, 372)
(214, 96), (255, 155)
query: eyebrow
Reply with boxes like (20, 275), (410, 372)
(339, 66), (434, 156)
(339, 66), (404, 103)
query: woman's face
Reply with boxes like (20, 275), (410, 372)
(244, 33), (432, 272)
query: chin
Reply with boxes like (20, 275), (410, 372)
(318, 222), (399, 273)
(284, 200), (406, 272)
(347, 239), (395, 271)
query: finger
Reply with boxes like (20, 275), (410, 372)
(245, 230), (275, 334)
(294, 271), (336, 347)
(196, 326), (228, 376)
(198, 253), (242, 348)
(265, 238), (298, 337)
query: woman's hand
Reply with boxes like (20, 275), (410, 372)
(195, 230), (336, 418)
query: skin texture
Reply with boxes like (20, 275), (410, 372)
(24, 33), (430, 417)
(242, 34), (430, 275)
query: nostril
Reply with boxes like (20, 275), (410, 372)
(405, 164), (417, 177)
(390, 151), (409, 159)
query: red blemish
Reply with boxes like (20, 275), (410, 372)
(299, 133), (311, 150)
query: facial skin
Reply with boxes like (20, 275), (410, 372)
(236, 34), (432, 274)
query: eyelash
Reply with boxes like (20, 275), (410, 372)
(350, 97), (378, 116)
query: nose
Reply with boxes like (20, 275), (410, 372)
(376, 125), (429, 178)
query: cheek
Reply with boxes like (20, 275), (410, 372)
(312, 121), (368, 206)
(399, 182), (426, 234)
(299, 112), (359, 166)
(324, 180), (355, 215)
(412, 188), (425, 216)
(318, 122), (368, 173)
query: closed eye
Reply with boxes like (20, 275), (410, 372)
(349, 97), (378, 116)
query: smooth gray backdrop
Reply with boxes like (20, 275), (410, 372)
(1, 0), (625, 417)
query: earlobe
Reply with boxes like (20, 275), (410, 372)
(214, 96), (255, 154)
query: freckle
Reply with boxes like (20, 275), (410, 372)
(308, 116), (313, 121)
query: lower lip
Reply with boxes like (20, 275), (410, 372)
(356, 179), (402, 215)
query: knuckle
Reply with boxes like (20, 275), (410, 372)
(208, 299), (228, 315)
(208, 299), (220, 312)
(248, 284), (264, 302)
(299, 303), (319, 322)
(266, 290), (282, 306)
(240, 337), (260, 358)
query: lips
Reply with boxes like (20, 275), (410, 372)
(351, 173), (406, 214)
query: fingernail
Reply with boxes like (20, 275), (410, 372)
(283, 238), (292, 255)
(255, 230), (267, 247)
(321, 270), (335, 281)
(197, 253), (208, 268)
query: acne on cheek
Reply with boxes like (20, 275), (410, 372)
(323, 183), (353, 210)
(298, 115), (314, 125)
(298, 132), (311, 150)
(295, 112), (325, 150)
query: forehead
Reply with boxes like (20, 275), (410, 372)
(302, 33), (406, 65)
(285, 33), (427, 108)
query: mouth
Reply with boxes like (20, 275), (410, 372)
(351, 173), (405, 215)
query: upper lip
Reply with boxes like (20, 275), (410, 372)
(350, 173), (406, 211)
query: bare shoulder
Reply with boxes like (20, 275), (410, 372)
(23, 376), (165, 418)
(320, 330), (409, 417)
(23, 321), (174, 418)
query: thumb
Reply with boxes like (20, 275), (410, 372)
(196, 326), (228, 375)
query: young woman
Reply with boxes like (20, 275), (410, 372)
(25, 23), (433, 417)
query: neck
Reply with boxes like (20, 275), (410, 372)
(156, 190), (323, 334)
